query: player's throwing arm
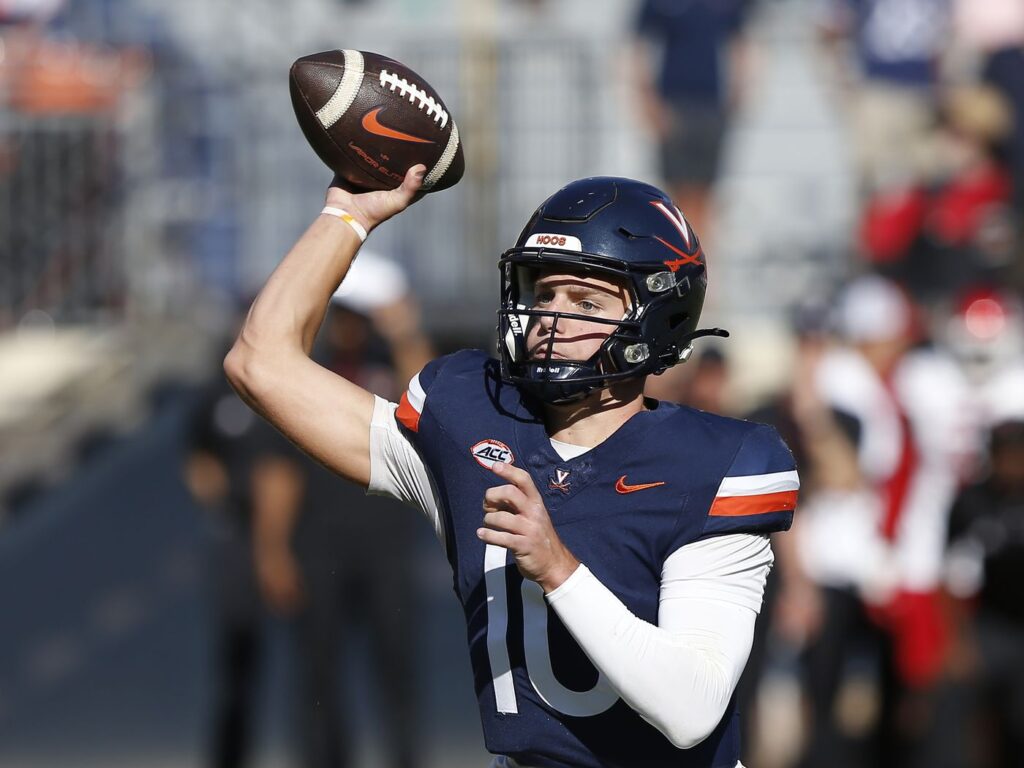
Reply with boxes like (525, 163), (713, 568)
(226, 50), (463, 489)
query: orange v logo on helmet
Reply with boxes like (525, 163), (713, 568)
(615, 475), (666, 494)
(361, 107), (435, 144)
(655, 236), (703, 272)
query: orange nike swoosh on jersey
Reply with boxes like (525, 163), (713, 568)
(361, 107), (435, 144)
(615, 476), (666, 494)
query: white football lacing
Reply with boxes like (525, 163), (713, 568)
(379, 69), (449, 129)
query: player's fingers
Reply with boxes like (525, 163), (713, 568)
(489, 461), (543, 503)
(476, 527), (522, 550)
(483, 483), (531, 513)
(482, 509), (525, 534)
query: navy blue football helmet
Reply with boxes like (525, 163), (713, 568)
(497, 176), (728, 403)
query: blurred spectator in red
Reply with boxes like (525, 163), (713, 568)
(817, 0), (951, 198)
(858, 85), (1015, 304)
(631, 0), (753, 249)
(797, 275), (977, 767)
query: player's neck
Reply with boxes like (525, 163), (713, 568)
(543, 380), (647, 448)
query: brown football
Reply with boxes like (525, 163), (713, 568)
(289, 49), (464, 193)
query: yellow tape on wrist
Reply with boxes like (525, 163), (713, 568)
(321, 206), (368, 242)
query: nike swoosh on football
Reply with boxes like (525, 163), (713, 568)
(361, 107), (435, 144)
(615, 476), (666, 494)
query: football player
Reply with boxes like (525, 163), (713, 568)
(225, 166), (798, 768)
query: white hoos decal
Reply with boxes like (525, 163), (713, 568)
(525, 233), (583, 252)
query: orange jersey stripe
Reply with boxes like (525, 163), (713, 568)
(709, 490), (798, 518)
(396, 391), (421, 432)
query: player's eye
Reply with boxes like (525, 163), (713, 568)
(577, 299), (599, 313)
(534, 290), (554, 306)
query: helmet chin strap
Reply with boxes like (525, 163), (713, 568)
(683, 327), (730, 343)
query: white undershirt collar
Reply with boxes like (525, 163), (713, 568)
(549, 437), (591, 461)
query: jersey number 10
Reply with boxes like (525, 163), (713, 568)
(483, 543), (619, 717)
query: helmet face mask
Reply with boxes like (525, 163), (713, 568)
(497, 177), (725, 404)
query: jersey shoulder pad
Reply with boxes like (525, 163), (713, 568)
(395, 349), (492, 433)
(702, 422), (799, 537)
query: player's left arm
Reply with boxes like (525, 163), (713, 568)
(480, 468), (769, 749)
(479, 424), (798, 749)
(545, 535), (771, 749)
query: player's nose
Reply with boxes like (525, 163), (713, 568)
(538, 303), (563, 335)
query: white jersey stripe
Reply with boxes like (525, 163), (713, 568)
(406, 371), (426, 414)
(316, 49), (365, 129)
(715, 470), (800, 497)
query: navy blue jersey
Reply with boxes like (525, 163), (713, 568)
(395, 350), (796, 768)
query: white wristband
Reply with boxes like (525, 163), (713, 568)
(321, 206), (368, 242)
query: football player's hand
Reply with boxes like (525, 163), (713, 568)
(479, 461), (580, 594)
(325, 164), (426, 234)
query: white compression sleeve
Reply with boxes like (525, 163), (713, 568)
(545, 533), (772, 749)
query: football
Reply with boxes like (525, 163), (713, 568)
(289, 49), (464, 193)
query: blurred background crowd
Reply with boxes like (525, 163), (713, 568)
(1, 0), (1022, 767)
